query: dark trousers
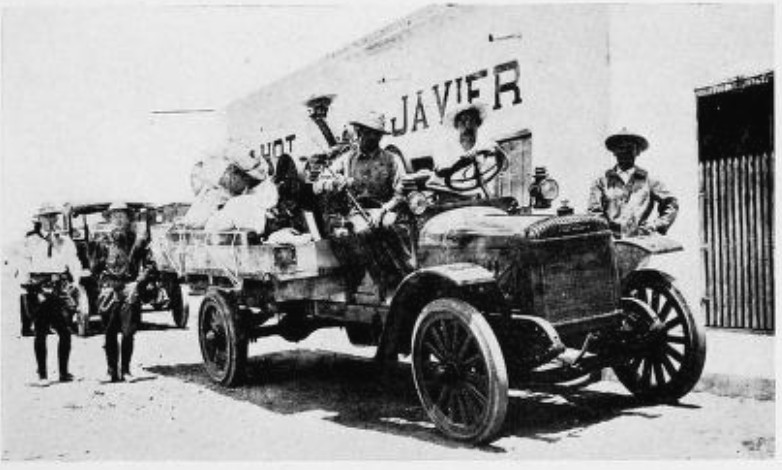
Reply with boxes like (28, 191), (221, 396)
(26, 290), (72, 379)
(99, 281), (141, 377)
(331, 224), (414, 296)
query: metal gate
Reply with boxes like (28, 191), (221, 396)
(700, 152), (774, 330)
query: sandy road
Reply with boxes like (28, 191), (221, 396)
(0, 269), (774, 461)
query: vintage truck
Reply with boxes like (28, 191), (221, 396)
(150, 138), (706, 444)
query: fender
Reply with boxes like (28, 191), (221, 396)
(615, 235), (682, 282)
(376, 263), (508, 361)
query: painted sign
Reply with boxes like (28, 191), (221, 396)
(255, 59), (523, 159)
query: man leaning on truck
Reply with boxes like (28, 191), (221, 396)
(588, 128), (679, 238)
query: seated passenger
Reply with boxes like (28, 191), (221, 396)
(204, 157), (278, 234)
(265, 153), (310, 235)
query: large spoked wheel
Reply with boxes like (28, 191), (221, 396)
(169, 281), (189, 328)
(198, 288), (247, 386)
(411, 298), (508, 444)
(613, 271), (707, 402)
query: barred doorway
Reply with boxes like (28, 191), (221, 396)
(697, 72), (774, 331)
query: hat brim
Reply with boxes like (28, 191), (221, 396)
(447, 102), (488, 128)
(349, 121), (390, 135)
(605, 134), (649, 152)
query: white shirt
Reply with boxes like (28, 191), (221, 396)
(21, 230), (82, 280)
(616, 166), (636, 185)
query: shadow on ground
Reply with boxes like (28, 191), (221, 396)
(147, 349), (694, 451)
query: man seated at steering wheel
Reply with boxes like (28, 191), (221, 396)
(432, 102), (507, 197)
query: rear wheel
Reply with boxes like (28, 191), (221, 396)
(198, 288), (247, 386)
(411, 298), (508, 444)
(613, 272), (706, 401)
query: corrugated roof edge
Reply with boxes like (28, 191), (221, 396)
(225, 4), (460, 113)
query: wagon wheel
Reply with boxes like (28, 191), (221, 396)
(411, 298), (508, 444)
(198, 288), (247, 386)
(613, 272), (706, 401)
(169, 281), (189, 328)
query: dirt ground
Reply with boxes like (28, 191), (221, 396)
(0, 264), (775, 461)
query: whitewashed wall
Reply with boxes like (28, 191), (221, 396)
(607, 4), (774, 302)
(226, 4), (612, 207)
(225, 3), (774, 310)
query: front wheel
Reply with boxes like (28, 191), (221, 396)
(198, 288), (247, 386)
(411, 298), (508, 444)
(613, 271), (707, 401)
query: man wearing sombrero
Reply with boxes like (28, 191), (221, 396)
(314, 109), (412, 297)
(588, 128), (679, 237)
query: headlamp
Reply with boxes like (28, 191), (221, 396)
(407, 191), (430, 216)
(529, 166), (560, 209)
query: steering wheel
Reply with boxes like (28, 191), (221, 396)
(440, 149), (507, 192)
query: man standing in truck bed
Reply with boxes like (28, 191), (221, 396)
(314, 110), (413, 297)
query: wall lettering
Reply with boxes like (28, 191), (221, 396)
(388, 59), (522, 137)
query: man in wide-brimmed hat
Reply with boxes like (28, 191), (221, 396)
(314, 109), (412, 298)
(434, 102), (507, 197)
(588, 128), (679, 237)
(20, 203), (85, 384)
(315, 110), (406, 226)
(93, 202), (156, 382)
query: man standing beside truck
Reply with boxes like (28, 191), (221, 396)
(588, 128), (679, 237)
(19, 203), (85, 384)
(92, 202), (155, 382)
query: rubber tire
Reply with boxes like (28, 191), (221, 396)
(411, 298), (508, 444)
(170, 281), (189, 328)
(198, 288), (247, 387)
(613, 271), (707, 401)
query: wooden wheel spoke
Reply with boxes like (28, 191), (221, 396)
(454, 390), (470, 425)
(437, 320), (451, 354)
(650, 290), (662, 313)
(423, 339), (446, 363)
(666, 335), (687, 345)
(428, 326), (449, 357)
(664, 344), (685, 364)
(460, 388), (482, 424)
(456, 332), (475, 361)
(657, 301), (674, 323)
(628, 356), (642, 373)
(462, 352), (483, 368)
(653, 360), (666, 386)
(660, 351), (679, 377)
(447, 390), (459, 421)
(663, 315), (683, 332)
(435, 385), (451, 411)
(463, 380), (488, 409)
(640, 359), (652, 387)
(450, 321), (462, 356)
